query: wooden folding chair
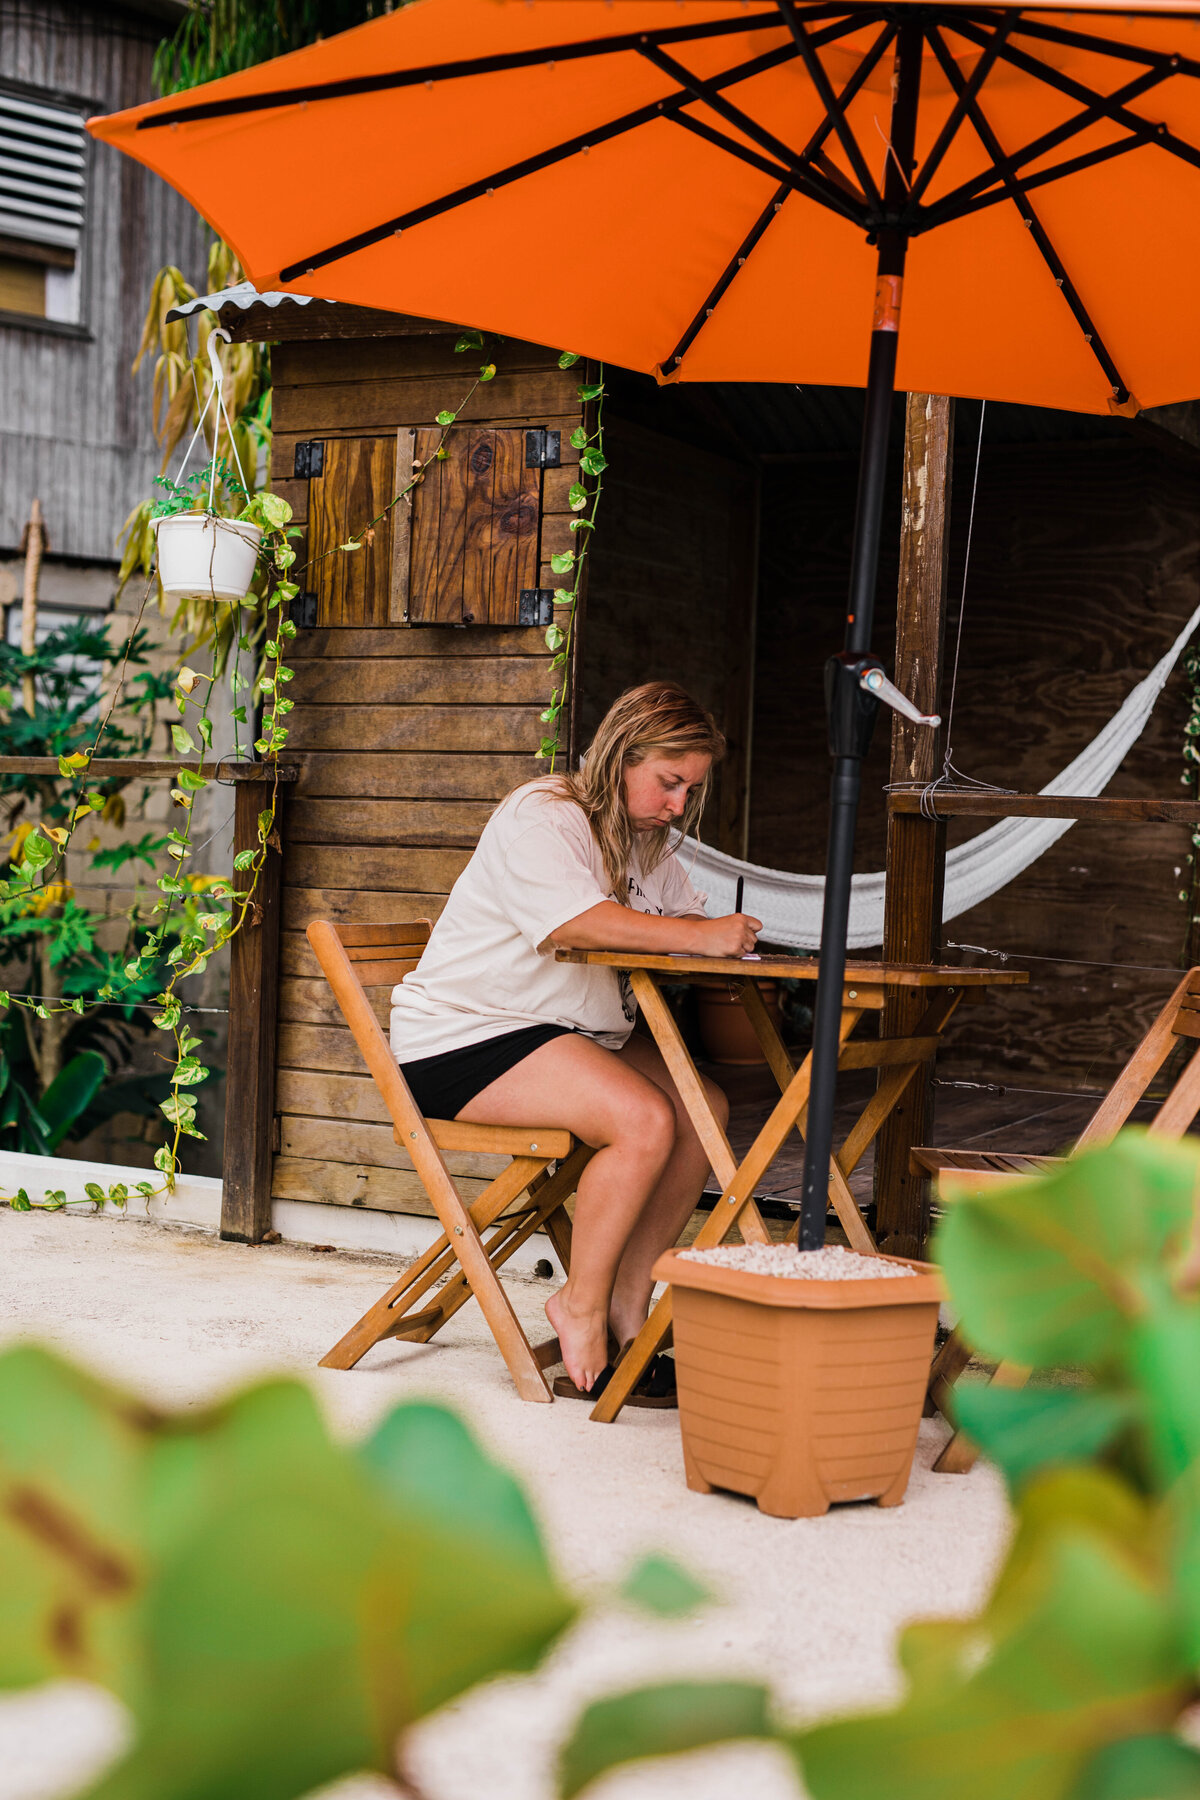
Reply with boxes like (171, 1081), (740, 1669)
(913, 966), (1200, 1469)
(307, 918), (593, 1401)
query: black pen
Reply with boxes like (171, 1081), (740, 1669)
(735, 875), (744, 914)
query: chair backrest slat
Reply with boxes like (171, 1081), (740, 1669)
(1079, 968), (1200, 1148)
(306, 918), (468, 1215)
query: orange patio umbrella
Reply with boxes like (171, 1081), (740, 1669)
(90, 0), (1200, 1246)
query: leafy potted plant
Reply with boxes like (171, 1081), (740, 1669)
(654, 1242), (942, 1518)
(150, 458), (292, 603)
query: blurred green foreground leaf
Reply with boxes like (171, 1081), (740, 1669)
(0, 1347), (576, 1800)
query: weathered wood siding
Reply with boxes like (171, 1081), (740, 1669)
(270, 336), (583, 1218)
(0, 1), (209, 559)
(751, 437), (1200, 1091)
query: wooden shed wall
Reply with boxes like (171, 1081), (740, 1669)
(751, 435), (1200, 1090)
(269, 335), (582, 1219)
(579, 417), (759, 856)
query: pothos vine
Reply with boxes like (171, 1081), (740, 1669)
(3, 333), (605, 1211)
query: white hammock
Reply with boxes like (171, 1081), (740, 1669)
(685, 603), (1200, 951)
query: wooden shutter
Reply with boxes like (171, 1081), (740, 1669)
(306, 436), (396, 626)
(403, 427), (542, 626)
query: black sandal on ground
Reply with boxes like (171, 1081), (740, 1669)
(552, 1344), (677, 1409)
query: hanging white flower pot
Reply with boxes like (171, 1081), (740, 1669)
(152, 512), (262, 603)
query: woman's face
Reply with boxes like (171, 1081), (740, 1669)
(623, 750), (712, 832)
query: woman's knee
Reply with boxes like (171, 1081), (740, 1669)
(617, 1079), (677, 1159)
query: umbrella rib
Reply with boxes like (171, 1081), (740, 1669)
(136, 8), (799, 130)
(908, 15), (1014, 203)
(923, 131), (1154, 232)
(950, 17), (1200, 177)
(925, 25), (1130, 405)
(919, 63), (1171, 223)
(638, 41), (867, 212)
(658, 21), (896, 376)
(996, 9), (1200, 83)
(659, 182), (792, 375)
(273, 40), (858, 283)
(277, 95), (668, 279)
(669, 110), (867, 226)
(776, 0), (882, 210)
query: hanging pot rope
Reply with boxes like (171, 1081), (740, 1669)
(170, 327), (249, 507)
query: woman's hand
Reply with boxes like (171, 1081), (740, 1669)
(692, 912), (762, 957)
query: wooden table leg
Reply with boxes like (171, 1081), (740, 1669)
(590, 971), (773, 1424)
(739, 985), (877, 1254)
(629, 970), (770, 1245)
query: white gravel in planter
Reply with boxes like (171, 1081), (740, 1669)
(677, 1243), (917, 1279)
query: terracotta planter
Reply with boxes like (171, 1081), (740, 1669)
(654, 1248), (942, 1518)
(696, 981), (780, 1065)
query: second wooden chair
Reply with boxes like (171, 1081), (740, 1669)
(913, 966), (1200, 1469)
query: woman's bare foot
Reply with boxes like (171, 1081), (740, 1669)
(546, 1285), (609, 1393)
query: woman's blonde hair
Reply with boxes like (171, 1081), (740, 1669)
(548, 681), (725, 896)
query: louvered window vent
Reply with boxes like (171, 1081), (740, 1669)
(0, 88), (87, 253)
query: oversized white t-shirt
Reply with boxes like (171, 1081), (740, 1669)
(390, 780), (708, 1063)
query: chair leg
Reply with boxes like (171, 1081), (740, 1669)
(319, 1146), (592, 1403)
(932, 1356), (1030, 1476)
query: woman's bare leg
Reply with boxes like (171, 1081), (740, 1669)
(607, 1033), (730, 1346)
(456, 1034), (677, 1393)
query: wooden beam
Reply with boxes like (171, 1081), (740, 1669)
(875, 394), (955, 1258)
(888, 791), (1200, 822)
(220, 782), (285, 1243)
(0, 758), (297, 783)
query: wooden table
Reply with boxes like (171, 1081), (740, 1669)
(555, 949), (1028, 1422)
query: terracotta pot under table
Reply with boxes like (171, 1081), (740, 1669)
(654, 1249), (942, 1519)
(695, 980), (781, 1065)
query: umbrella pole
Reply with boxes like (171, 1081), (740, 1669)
(796, 23), (923, 1252)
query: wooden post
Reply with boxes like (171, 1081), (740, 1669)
(220, 778), (284, 1243)
(874, 394), (955, 1256)
(21, 498), (43, 717)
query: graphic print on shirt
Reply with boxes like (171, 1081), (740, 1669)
(617, 872), (666, 1024)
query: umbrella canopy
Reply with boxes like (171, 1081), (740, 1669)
(91, 0), (1200, 414)
(91, 0), (1200, 1250)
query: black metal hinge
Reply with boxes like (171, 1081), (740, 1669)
(519, 589), (556, 627)
(289, 590), (318, 629)
(293, 440), (325, 479)
(525, 429), (560, 469)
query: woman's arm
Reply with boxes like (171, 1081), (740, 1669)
(550, 900), (761, 958)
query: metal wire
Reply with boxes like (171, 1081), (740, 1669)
(4, 996), (229, 1015)
(946, 940), (1183, 976)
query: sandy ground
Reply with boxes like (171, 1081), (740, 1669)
(0, 1210), (1011, 1800)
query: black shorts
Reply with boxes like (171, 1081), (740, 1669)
(398, 1023), (573, 1120)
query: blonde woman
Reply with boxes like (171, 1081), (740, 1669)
(390, 682), (761, 1403)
